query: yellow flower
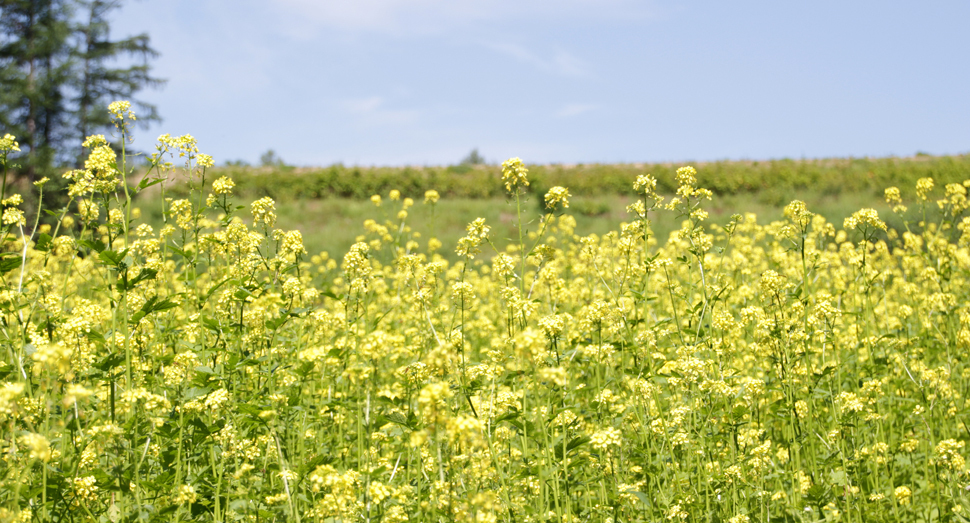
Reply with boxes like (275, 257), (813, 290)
(916, 177), (934, 200)
(82, 134), (107, 149)
(1, 207), (24, 226)
(935, 439), (965, 470)
(633, 173), (657, 195)
(544, 186), (571, 209)
(783, 200), (814, 228)
(19, 433), (51, 462)
(501, 157), (529, 193)
(73, 476), (99, 503)
(251, 196), (277, 227)
(590, 426), (622, 450)
(844, 208), (886, 232)
(0, 134), (20, 153)
(894, 486), (911, 505)
(84, 145), (117, 176)
(174, 484), (197, 505)
(212, 176), (235, 196)
(885, 186), (902, 205)
(108, 100), (136, 122)
(451, 281), (475, 304)
(170, 199), (194, 230)
(676, 166), (697, 187)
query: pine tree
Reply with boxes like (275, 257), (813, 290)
(72, 0), (162, 165)
(0, 0), (75, 179)
(0, 0), (162, 177)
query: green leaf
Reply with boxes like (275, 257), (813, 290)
(93, 352), (125, 372)
(167, 245), (189, 258)
(202, 316), (222, 332)
(130, 296), (178, 323)
(85, 329), (106, 347)
(379, 412), (414, 430)
(130, 268), (158, 285)
(236, 403), (263, 417)
(98, 249), (129, 267)
(137, 176), (164, 191)
(366, 465), (388, 478)
(204, 278), (234, 302)
(299, 454), (334, 477)
(34, 233), (52, 252)
(79, 239), (106, 253)
(266, 316), (288, 331)
(322, 290), (343, 300)
(0, 255), (24, 274)
(629, 491), (652, 509)
(494, 411), (520, 424)
(554, 435), (590, 459)
(121, 268), (158, 292)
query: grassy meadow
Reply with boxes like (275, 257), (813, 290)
(133, 191), (900, 263)
(2, 108), (970, 523)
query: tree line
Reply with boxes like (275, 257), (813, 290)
(0, 0), (161, 180)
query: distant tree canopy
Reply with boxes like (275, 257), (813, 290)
(460, 148), (485, 166)
(0, 0), (163, 179)
(259, 149), (286, 168)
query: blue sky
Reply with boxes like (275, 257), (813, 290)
(114, 0), (970, 166)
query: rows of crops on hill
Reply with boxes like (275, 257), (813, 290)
(1, 107), (970, 522)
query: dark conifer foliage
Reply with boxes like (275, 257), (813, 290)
(0, 0), (162, 179)
(72, 0), (162, 165)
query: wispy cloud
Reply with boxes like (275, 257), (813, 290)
(275, 0), (654, 35)
(485, 43), (588, 77)
(556, 103), (599, 117)
(341, 96), (419, 126)
(343, 96), (385, 113)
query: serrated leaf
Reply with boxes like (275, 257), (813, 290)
(130, 296), (177, 323)
(0, 256), (21, 274)
(202, 316), (222, 332)
(34, 233), (52, 252)
(98, 249), (129, 267)
(79, 239), (106, 253)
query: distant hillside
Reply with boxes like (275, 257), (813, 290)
(170, 154), (970, 200)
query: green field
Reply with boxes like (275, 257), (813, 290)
(132, 153), (969, 259)
(133, 190), (903, 262)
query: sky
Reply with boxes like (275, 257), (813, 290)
(112, 0), (970, 167)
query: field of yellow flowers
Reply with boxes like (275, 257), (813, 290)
(1, 104), (970, 523)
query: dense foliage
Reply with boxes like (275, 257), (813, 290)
(2, 108), (970, 522)
(195, 154), (970, 202)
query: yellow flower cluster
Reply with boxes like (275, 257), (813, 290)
(0, 134), (19, 153)
(544, 186), (571, 209)
(501, 157), (529, 193)
(108, 100), (136, 122)
(0, 110), (968, 522)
